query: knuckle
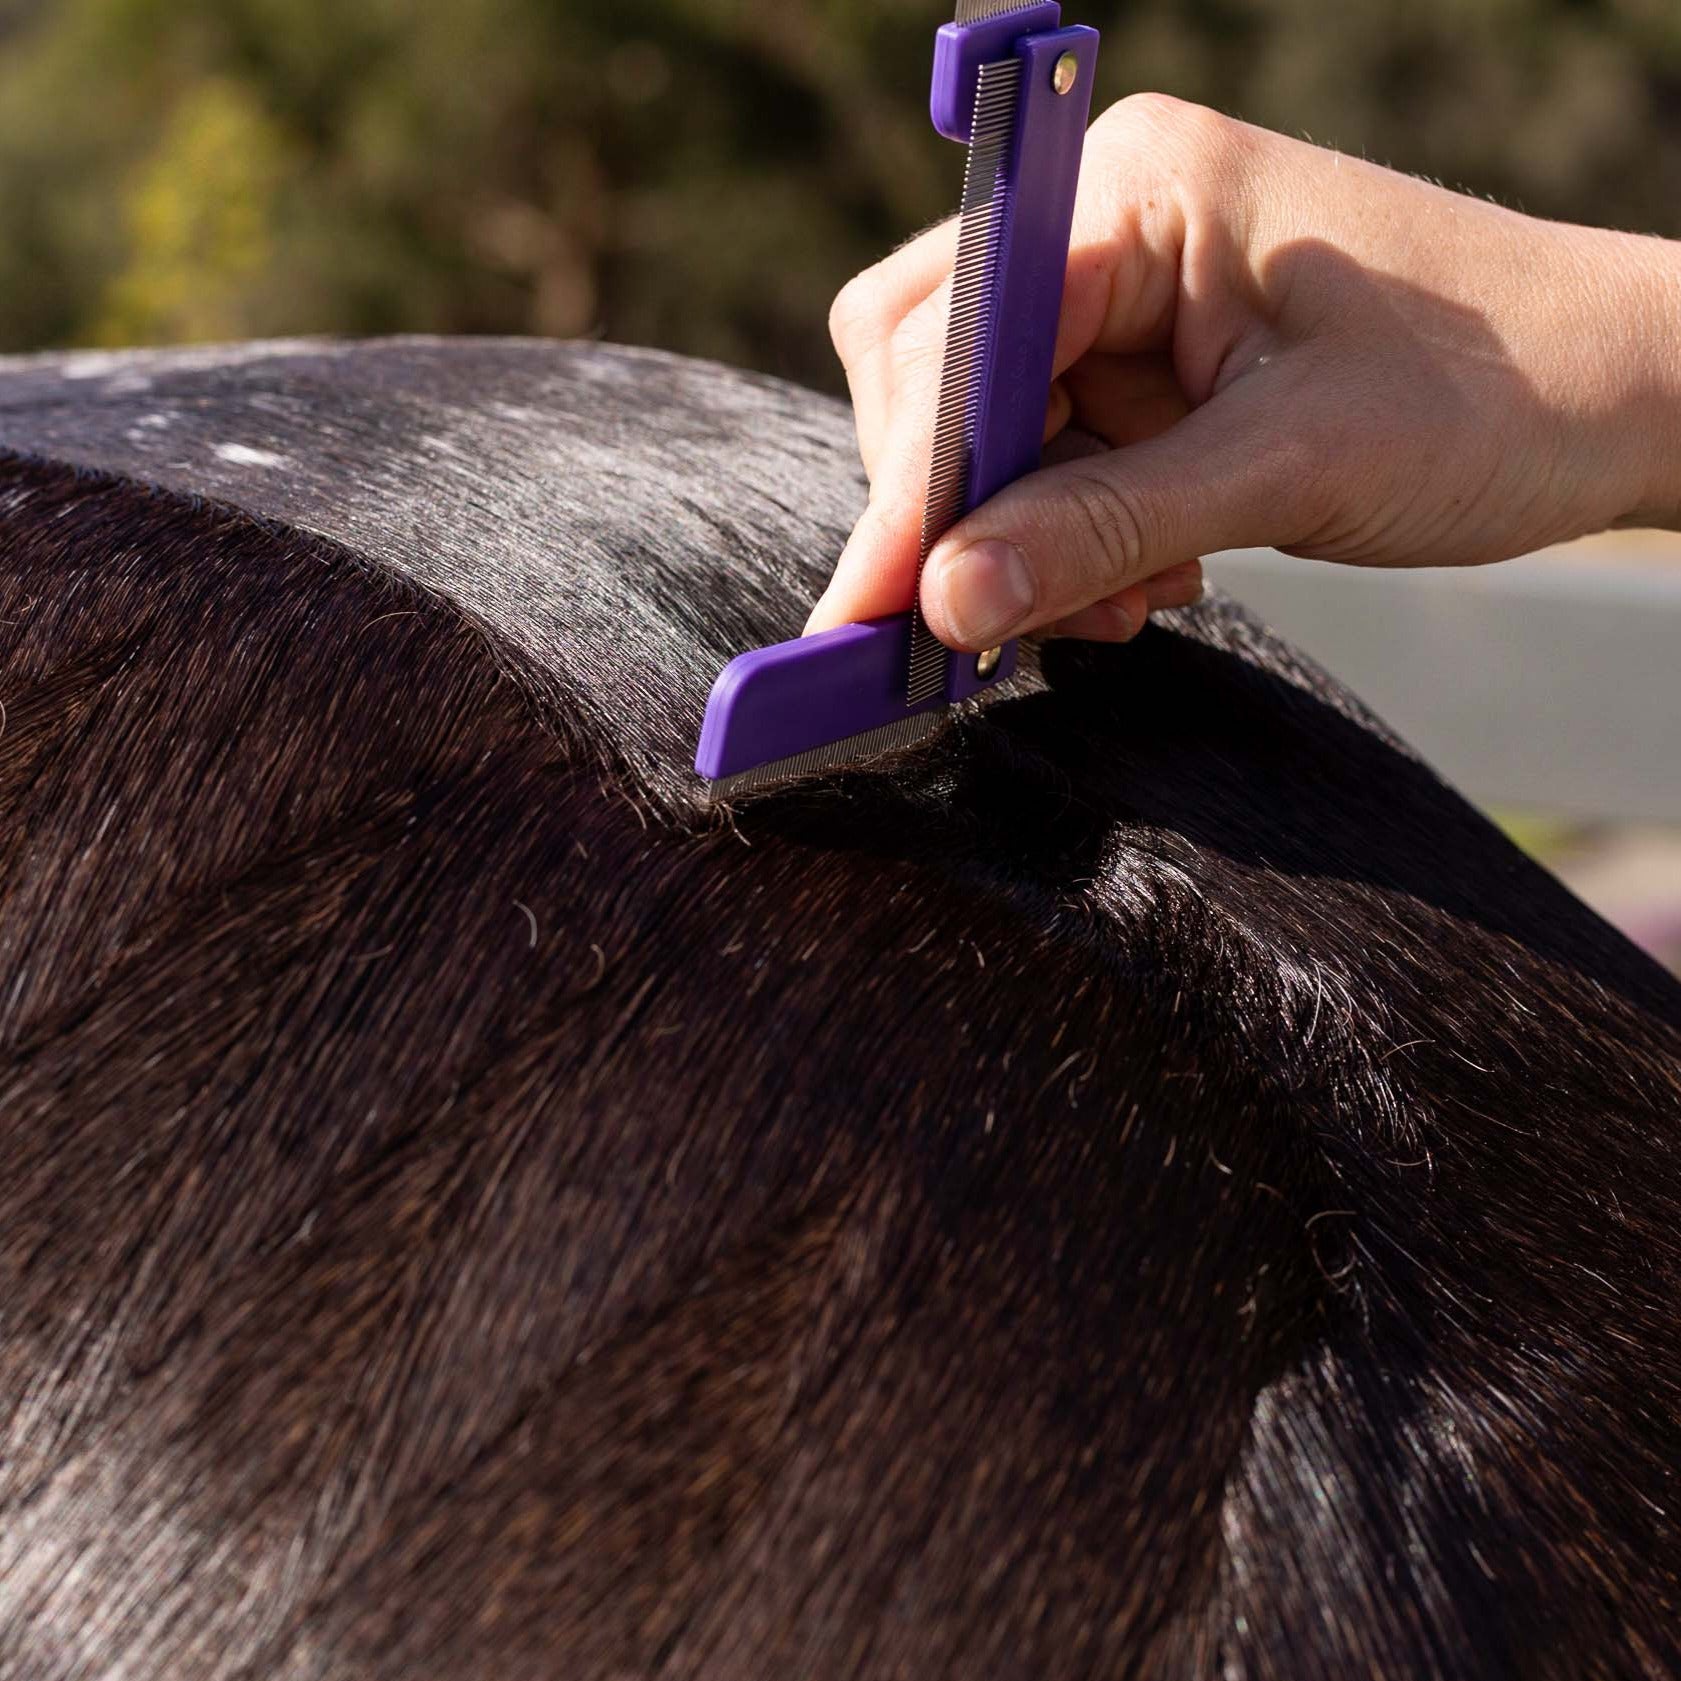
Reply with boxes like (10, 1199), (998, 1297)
(827, 272), (879, 358)
(1093, 95), (1253, 250)
(1062, 470), (1151, 590)
(1094, 95), (1242, 215)
(1098, 91), (1228, 157)
(1109, 90), (1187, 131)
(1172, 97), (1236, 160)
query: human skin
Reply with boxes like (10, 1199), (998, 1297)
(806, 94), (1681, 650)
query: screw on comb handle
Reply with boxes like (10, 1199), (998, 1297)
(694, 6), (1098, 795)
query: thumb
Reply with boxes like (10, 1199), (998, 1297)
(920, 389), (1295, 651)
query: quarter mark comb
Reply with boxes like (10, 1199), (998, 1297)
(694, 1), (1099, 797)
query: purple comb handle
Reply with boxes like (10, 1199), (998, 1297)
(695, 617), (1017, 783)
(930, 4), (1064, 144)
(694, 7), (1098, 787)
(929, 15), (1099, 704)
(961, 23), (1098, 517)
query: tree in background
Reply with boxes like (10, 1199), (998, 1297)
(1, 0), (1678, 391)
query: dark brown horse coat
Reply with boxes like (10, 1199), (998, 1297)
(0, 337), (1676, 1679)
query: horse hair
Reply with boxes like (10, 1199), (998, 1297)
(0, 337), (1676, 1679)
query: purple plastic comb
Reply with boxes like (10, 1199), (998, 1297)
(696, 1), (1099, 797)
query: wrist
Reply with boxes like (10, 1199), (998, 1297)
(1599, 231), (1681, 531)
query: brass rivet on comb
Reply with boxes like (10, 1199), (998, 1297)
(1053, 52), (1080, 95)
(976, 646), (1003, 680)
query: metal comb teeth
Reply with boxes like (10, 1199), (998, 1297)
(906, 54), (1022, 706)
(953, 0), (1044, 20)
(705, 711), (943, 801)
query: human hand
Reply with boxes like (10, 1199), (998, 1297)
(807, 94), (1681, 649)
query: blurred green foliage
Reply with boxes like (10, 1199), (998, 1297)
(2, 0), (1679, 390)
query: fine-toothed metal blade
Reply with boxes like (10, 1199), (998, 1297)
(905, 55), (1022, 706)
(953, 0), (1043, 20)
(703, 710), (944, 801)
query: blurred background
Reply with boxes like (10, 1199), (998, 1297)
(0, 0), (1677, 968)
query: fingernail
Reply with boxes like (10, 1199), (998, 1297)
(1043, 381), (1073, 445)
(803, 589), (834, 635)
(804, 543), (859, 632)
(932, 540), (1035, 647)
(1106, 599), (1141, 638)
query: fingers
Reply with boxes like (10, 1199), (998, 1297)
(807, 292), (951, 631)
(1051, 95), (1228, 370)
(1045, 379), (1073, 445)
(805, 492), (921, 633)
(815, 94), (1242, 634)
(919, 384), (1291, 650)
(1041, 559), (1204, 642)
(829, 111), (1195, 478)
(831, 220), (959, 480)
(842, 271), (956, 491)
(1065, 351), (1190, 447)
(803, 350), (1189, 635)
(804, 347), (1184, 635)
(806, 344), (1072, 634)
(829, 218), (960, 368)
